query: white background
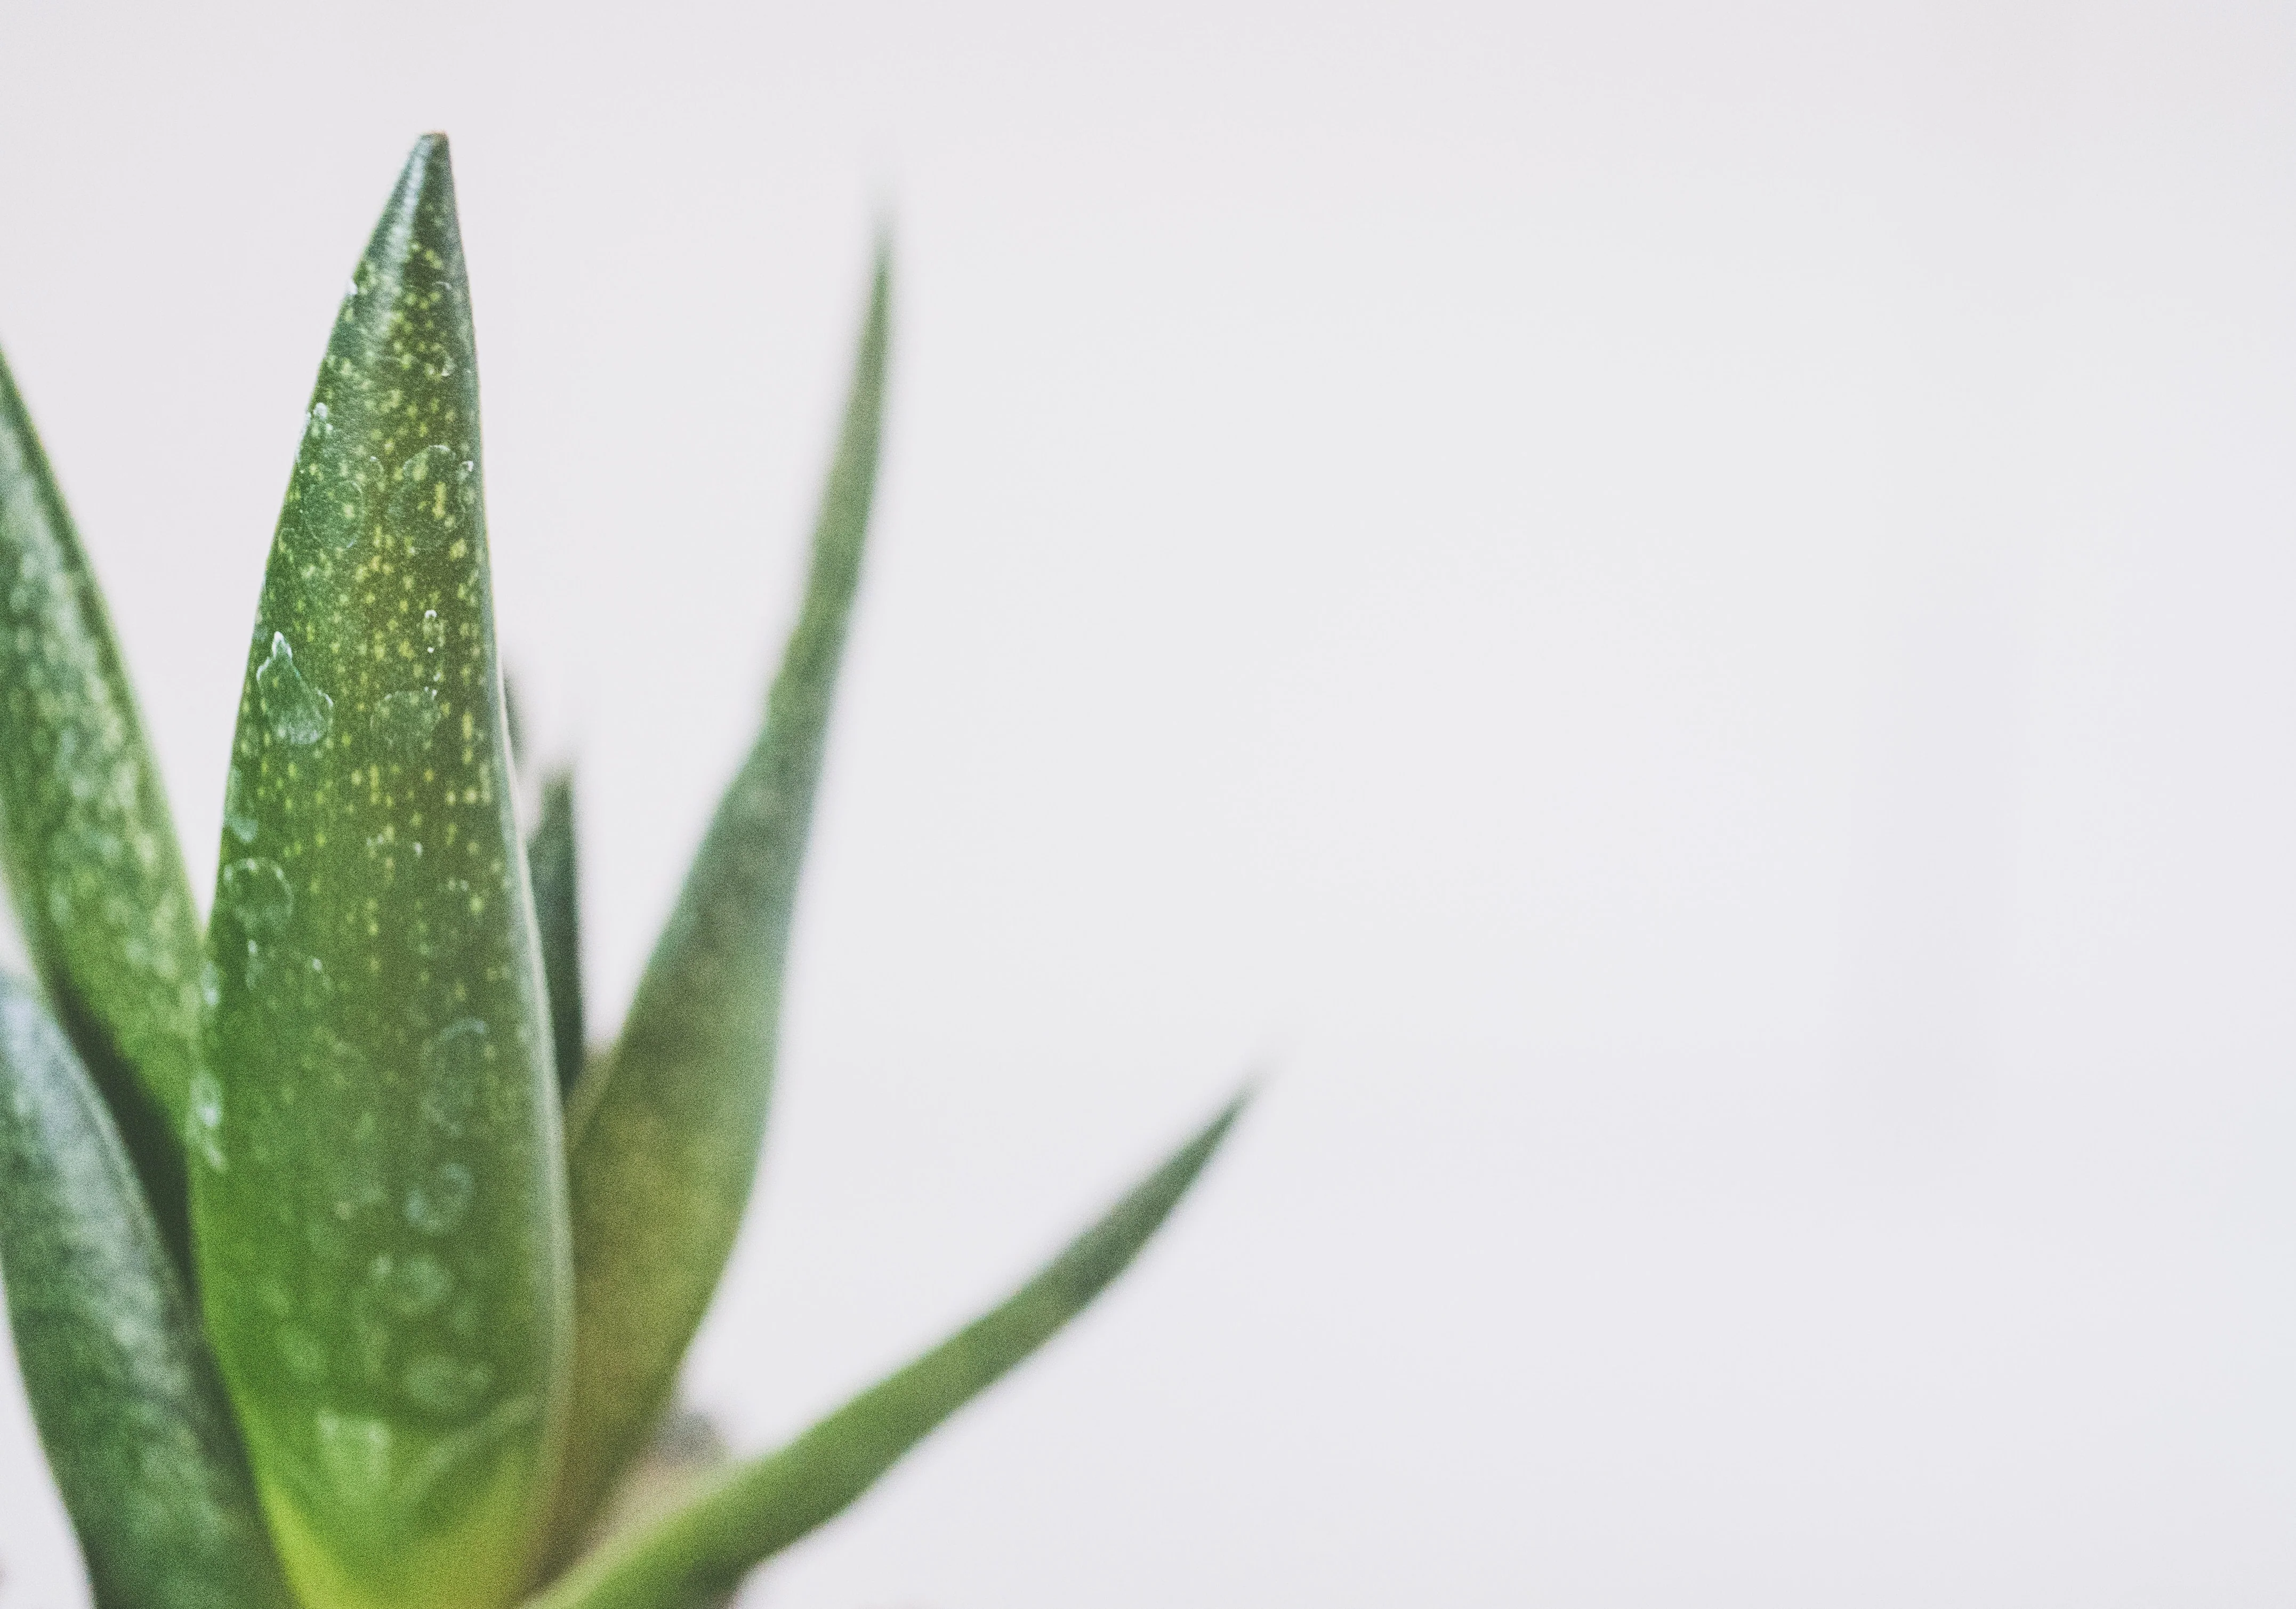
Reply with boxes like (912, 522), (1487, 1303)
(2, 1), (2294, 1604)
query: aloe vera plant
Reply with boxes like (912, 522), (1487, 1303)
(0, 134), (1244, 1609)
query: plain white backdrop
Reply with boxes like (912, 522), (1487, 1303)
(3, 1), (2295, 1603)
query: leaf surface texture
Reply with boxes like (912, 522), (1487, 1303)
(194, 134), (570, 1609)
(0, 975), (297, 1609)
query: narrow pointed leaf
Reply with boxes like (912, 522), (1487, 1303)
(0, 344), (204, 1268)
(194, 135), (570, 1609)
(505, 674), (529, 769)
(0, 975), (298, 1609)
(548, 250), (889, 1550)
(528, 768), (583, 1096)
(529, 1092), (1245, 1609)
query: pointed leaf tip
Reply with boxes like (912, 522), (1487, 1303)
(528, 768), (585, 1098)
(526, 1089), (1246, 1609)
(195, 143), (567, 1609)
(0, 342), (204, 1277)
(545, 251), (890, 1557)
(402, 132), (452, 186)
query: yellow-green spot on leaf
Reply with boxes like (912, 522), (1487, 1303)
(387, 447), (478, 554)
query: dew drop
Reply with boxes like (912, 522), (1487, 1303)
(313, 1030), (374, 1089)
(313, 1410), (394, 1500)
(256, 634), (333, 746)
(421, 609), (445, 654)
(370, 1251), (452, 1319)
(221, 858), (292, 934)
(293, 453), (381, 552)
(405, 1160), (474, 1236)
(388, 447), (479, 554)
(402, 1353), (493, 1418)
(199, 958), (222, 1009)
(375, 687), (442, 752)
(419, 1017), (488, 1136)
(223, 766), (258, 843)
(186, 1070), (225, 1172)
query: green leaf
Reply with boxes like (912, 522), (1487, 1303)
(192, 135), (570, 1609)
(528, 1091), (1247, 1609)
(528, 768), (583, 1097)
(0, 343), (205, 1272)
(0, 974), (299, 1609)
(547, 246), (890, 1552)
(504, 674), (529, 770)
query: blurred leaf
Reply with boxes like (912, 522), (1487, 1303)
(529, 1092), (1246, 1609)
(528, 769), (583, 1097)
(0, 344), (204, 1270)
(0, 974), (298, 1609)
(504, 674), (528, 770)
(547, 246), (889, 1554)
(192, 134), (569, 1609)
(582, 1404), (731, 1554)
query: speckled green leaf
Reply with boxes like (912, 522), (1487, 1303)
(0, 345), (204, 1270)
(193, 136), (569, 1609)
(527, 768), (583, 1096)
(527, 1093), (1245, 1609)
(547, 250), (889, 1552)
(0, 974), (298, 1609)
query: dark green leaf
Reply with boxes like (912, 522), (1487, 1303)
(0, 974), (298, 1609)
(192, 135), (569, 1609)
(529, 1091), (1246, 1609)
(504, 674), (528, 770)
(0, 344), (204, 1271)
(547, 247), (889, 1553)
(528, 768), (583, 1097)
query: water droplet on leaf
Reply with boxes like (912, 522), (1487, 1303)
(186, 1071), (225, 1171)
(312, 1410), (394, 1501)
(405, 1160), (474, 1236)
(370, 1251), (452, 1319)
(388, 446), (479, 554)
(256, 633), (332, 746)
(419, 1018), (488, 1136)
(402, 1353), (493, 1418)
(223, 766), (258, 843)
(221, 858), (293, 933)
(375, 687), (442, 752)
(293, 454), (381, 551)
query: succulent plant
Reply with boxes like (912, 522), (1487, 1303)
(0, 133), (1244, 1609)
